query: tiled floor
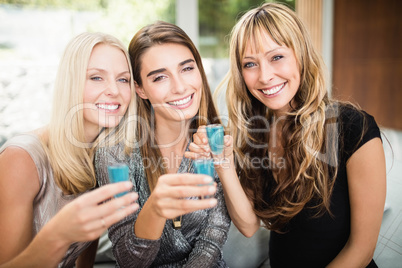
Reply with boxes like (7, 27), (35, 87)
(374, 128), (402, 267)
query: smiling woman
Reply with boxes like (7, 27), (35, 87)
(187, 2), (386, 268)
(240, 30), (300, 116)
(83, 43), (132, 142)
(0, 32), (139, 268)
(135, 43), (203, 125)
(95, 21), (231, 267)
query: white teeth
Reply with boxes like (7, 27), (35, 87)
(262, 83), (285, 95)
(96, 104), (119, 110)
(168, 95), (192, 106)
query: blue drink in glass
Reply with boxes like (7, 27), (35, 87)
(107, 164), (129, 197)
(193, 159), (214, 199)
(205, 124), (224, 155)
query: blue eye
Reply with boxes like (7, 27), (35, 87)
(91, 76), (102, 81)
(243, 62), (256, 68)
(118, 78), (129, 83)
(272, 55), (283, 61)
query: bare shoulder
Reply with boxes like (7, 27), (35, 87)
(347, 137), (384, 167)
(0, 146), (41, 200)
(0, 146), (42, 262)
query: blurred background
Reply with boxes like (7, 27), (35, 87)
(1, 0), (401, 267)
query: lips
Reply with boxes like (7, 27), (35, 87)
(96, 103), (120, 111)
(167, 94), (193, 107)
(261, 82), (286, 96)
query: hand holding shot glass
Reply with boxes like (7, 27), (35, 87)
(107, 163), (130, 198)
(205, 124), (225, 164)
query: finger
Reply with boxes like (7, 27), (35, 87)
(193, 127), (208, 144)
(159, 173), (214, 187)
(171, 198), (218, 216)
(87, 193), (139, 227)
(80, 192), (138, 223)
(164, 184), (217, 199)
(224, 135), (233, 146)
(98, 192), (139, 215)
(101, 202), (140, 229)
(73, 195), (139, 235)
(155, 197), (218, 219)
(79, 182), (134, 205)
(188, 142), (210, 154)
(184, 151), (211, 160)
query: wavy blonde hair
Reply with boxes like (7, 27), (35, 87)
(128, 21), (221, 191)
(220, 2), (341, 231)
(45, 32), (136, 195)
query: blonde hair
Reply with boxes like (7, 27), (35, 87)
(220, 2), (340, 231)
(46, 32), (136, 195)
(128, 21), (220, 191)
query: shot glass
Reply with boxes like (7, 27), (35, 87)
(193, 158), (215, 199)
(107, 163), (130, 198)
(205, 124), (225, 164)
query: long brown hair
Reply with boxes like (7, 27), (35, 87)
(221, 2), (342, 231)
(128, 21), (220, 191)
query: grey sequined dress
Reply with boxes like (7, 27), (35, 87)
(0, 134), (92, 267)
(95, 143), (231, 268)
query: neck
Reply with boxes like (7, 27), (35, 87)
(155, 119), (191, 174)
(155, 119), (190, 152)
(84, 124), (100, 143)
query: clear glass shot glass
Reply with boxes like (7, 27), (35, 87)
(205, 124), (225, 164)
(193, 158), (215, 199)
(107, 163), (129, 198)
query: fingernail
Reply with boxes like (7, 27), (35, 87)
(209, 199), (217, 206)
(204, 176), (213, 183)
(130, 203), (139, 211)
(208, 186), (215, 193)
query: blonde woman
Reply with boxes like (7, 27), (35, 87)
(0, 32), (139, 267)
(96, 21), (231, 267)
(187, 3), (386, 268)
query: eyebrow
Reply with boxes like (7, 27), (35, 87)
(146, 59), (195, 77)
(243, 47), (283, 59)
(179, 59), (195, 66)
(87, 68), (130, 76)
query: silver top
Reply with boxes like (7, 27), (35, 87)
(0, 133), (92, 268)
(95, 143), (231, 267)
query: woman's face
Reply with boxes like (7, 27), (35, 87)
(241, 30), (300, 116)
(83, 44), (131, 140)
(136, 43), (202, 124)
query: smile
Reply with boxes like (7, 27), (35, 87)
(167, 94), (193, 106)
(96, 103), (120, 111)
(261, 82), (286, 96)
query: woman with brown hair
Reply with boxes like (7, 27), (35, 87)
(187, 3), (386, 267)
(96, 21), (230, 267)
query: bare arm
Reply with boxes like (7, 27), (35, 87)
(2, 183), (138, 268)
(327, 138), (386, 267)
(185, 127), (260, 237)
(0, 147), (139, 267)
(0, 147), (42, 265)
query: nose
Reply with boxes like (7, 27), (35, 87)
(105, 80), (119, 96)
(258, 61), (274, 84)
(170, 74), (186, 94)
